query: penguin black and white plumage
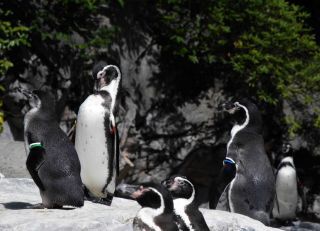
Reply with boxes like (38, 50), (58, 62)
(162, 175), (210, 231)
(22, 88), (84, 208)
(130, 183), (178, 231)
(75, 62), (121, 205)
(216, 99), (275, 225)
(273, 144), (298, 221)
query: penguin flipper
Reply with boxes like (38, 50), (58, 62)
(26, 146), (46, 191)
(216, 183), (231, 211)
(116, 128), (120, 176)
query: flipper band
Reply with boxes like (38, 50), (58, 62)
(29, 142), (43, 149)
(223, 157), (236, 165)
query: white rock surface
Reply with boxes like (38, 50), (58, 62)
(0, 178), (280, 231)
(0, 140), (29, 178)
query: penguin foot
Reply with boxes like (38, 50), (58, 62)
(91, 197), (113, 206)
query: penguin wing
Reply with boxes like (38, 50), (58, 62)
(186, 207), (210, 231)
(116, 127), (120, 176)
(133, 217), (152, 231)
(105, 116), (118, 187)
(216, 183), (231, 211)
(26, 146), (46, 191)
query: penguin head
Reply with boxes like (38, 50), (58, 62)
(131, 183), (174, 212)
(162, 175), (195, 201)
(282, 143), (292, 155)
(220, 98), (262, 131)
(92, 62), (121, 91)
(18, 88), (41, 108)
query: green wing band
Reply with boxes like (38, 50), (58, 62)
(29, 142), (43, 150)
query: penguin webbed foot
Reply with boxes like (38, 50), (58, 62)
(86, 194), (113, 206)
(90, 197), (113, 206)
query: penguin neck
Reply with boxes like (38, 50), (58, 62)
(36, 101), (57, 119)
(232, 103), (262, 135)
(173, 189), (195, 231)
(138, 189), (165, 231)
(100, 78), (120, 115)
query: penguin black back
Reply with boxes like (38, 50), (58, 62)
(131, 183), (178, 231)
(23, 89), (84, 208)
(163, 175), (210, 231)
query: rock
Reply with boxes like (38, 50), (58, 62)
(280, 221), (320, 231)
(0, 140), (29, 178)
(0, 178), (280, 231)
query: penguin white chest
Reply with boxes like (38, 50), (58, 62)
(24, 108), (39, 154)
(75, 94), (115, 198)
(273, 166), (298, 219)
(174, 199), (195, 231)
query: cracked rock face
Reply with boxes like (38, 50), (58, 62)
(0, 178), (280, 231)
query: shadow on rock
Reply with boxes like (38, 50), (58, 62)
(2, 202), (33, 210)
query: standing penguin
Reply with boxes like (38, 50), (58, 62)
(216, 99), (275, 225)
(162, 175), (210, 231)
(273, 144), (298, 221)
(130, 183), (178, 231)
(75, 62), (121, 205)
(22, 88), (83, 208)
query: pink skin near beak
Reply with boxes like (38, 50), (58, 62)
(131, 186), (149, 199)
(97, 70), (107, 89)
(167, 179), (179, 191)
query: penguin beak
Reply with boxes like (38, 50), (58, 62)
(162, 178), (178, 191)
(219, 101), (239, 114)
(17, 87), (34, 99)
(116, 184), (139, 198)
(115, 184), (140, 199)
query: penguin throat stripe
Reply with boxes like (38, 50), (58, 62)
(29, 142), (43, 149)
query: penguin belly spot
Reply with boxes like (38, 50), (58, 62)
(75, 96), (112, 198)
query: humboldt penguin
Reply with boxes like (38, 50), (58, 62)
(22, 88), (83, 208)
(162, 175), (210, 231)
(75, 62), (121, 205)
(273, 144), (298, 221)
(216, 99), (275, 225)
(130, 183), (178, 231)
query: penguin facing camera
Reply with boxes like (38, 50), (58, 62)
(162, 175), (210, 231)
(216, 99), (275, 225)
(22, 88), (84, 209)
(75, 62), (122, 206)
(273, 144), (303, 223)
(130, 183), (178, 231)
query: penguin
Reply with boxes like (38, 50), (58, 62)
(162, 175), (210, 231)
(216, 99), (275, 225)
(273, 145), (298, 221)
(75, 62), (121, 205)
(22, 88), (84, 208)
(130, 183), (179, 231)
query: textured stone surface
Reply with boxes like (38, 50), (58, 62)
(0, 140), (29, 178)
(0, 178), (281, 231)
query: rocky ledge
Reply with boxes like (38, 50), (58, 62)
(0, 178), (279, 231)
